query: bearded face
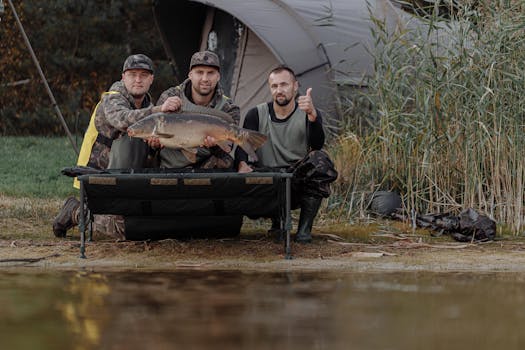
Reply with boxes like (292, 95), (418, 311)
(188, 66), (220, 97)
(268, 70), (298, 108)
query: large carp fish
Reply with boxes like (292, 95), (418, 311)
(127, 104), (267, 162)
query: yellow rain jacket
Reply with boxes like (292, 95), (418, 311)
(73, 91), (118, 189)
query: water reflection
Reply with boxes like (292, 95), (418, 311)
(1, 270), (525, 350)
(58, 272), (111, 349)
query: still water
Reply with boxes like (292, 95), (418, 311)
(1, 269), (525, 350)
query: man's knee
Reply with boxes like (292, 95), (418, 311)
(93, 215), (125, 240)
(200, 153), (234, 169)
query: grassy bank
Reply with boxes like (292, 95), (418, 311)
(0, 136), (78, 198)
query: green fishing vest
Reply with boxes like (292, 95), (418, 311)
(255, 103), (308, 168)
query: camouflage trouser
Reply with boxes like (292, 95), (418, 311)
(160, 146), (233, 169)
(73, 206), (125, 240)
(199, 155), (234, 169)
(92, 215), (125, 240)
(289, 150), (338, 202)
(87, 141), (110, 170)
(199, 148), (234, 169)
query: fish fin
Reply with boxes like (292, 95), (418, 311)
(180, 101), (235, 124)
(181, 148), (198, 163)
(245, 130), (268, 149)
(216, 141), (232, 153)
(238, 142), (257, 162)
(237, 130), (268, 162)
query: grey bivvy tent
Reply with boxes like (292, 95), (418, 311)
(152, 0), (423, 125)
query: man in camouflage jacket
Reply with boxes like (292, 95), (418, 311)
(156, 50), (240, 169)
(53, 54), (180, 239)
(90, 54), (179, 169)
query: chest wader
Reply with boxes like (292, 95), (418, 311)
(291, 149), (337, 242)
(71, 91), (128, 239)
(107, 134), (149, 169)
(256, 103), (323, 243)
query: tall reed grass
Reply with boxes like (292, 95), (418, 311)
(331, 1), (525, 233)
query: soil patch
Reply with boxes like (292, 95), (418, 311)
(3, 195), (525, 272)
(3, 232), (525, 272)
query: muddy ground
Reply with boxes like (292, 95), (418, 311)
(2, 196), (525, 272)
(4, 223), (525, 273)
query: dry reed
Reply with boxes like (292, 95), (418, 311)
(331, 0), (525, 233)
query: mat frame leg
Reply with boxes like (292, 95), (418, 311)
(79, 180), (87, 259)
(284, 177), (292, 260)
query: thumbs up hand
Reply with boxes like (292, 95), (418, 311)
(297, 87), (317, 121)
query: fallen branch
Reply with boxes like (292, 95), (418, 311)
(2, 78), (31, 87)
(370, 233), (413, 240)
(317, 233), (345, 241)
(0, 253), (60, 264)
(327, 240), (371, 246)
(328, 239), (472, 250)
(391, 242), (472, 249)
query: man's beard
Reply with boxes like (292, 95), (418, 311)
(275, 96), (291, 106)
(196, 88), (213, 97)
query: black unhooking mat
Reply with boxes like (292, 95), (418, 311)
(77, 168), (290, 240)
(124, 216), (244, 240)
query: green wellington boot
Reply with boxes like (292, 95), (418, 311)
(295, 196), (322, 243)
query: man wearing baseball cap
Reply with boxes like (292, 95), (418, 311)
(52, 54), (180, 239)
(156, 50), (240, 169)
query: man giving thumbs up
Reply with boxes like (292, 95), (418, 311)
(235, 65), (337, 243)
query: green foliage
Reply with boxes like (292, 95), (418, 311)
(0, 0), (175, 136)
(0, 136), (78, 198)
(333, 0), (525, 232)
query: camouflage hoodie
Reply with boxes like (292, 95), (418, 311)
(88, 80), (159, 169)
(157, 78), (239, 123)
(156, 79), (240, 168)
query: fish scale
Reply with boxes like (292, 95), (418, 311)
(127, 112), (267, 161)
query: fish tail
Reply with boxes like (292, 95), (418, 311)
(246, 130), (267, 149)
(237, 129), (267, 160)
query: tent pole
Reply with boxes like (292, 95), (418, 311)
(151, 3), (180, 79)
(199, 7), (215, 51)
(7, 0), (79, 155)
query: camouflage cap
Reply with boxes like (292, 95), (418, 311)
(189, 51), (220, 71)
(122, 54), (154, 74)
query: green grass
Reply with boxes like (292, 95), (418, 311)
(0, 136), (79, 198)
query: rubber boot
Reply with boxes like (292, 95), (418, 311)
(295, 196), (322, 243)
(268, 215), (285, 242)
(52, 197), (80, 237)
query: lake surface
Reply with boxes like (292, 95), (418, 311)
(1, 269), (524, 350)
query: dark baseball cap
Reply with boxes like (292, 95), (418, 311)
(189, 51), (220, 71)
(122, 54), (154, 73)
